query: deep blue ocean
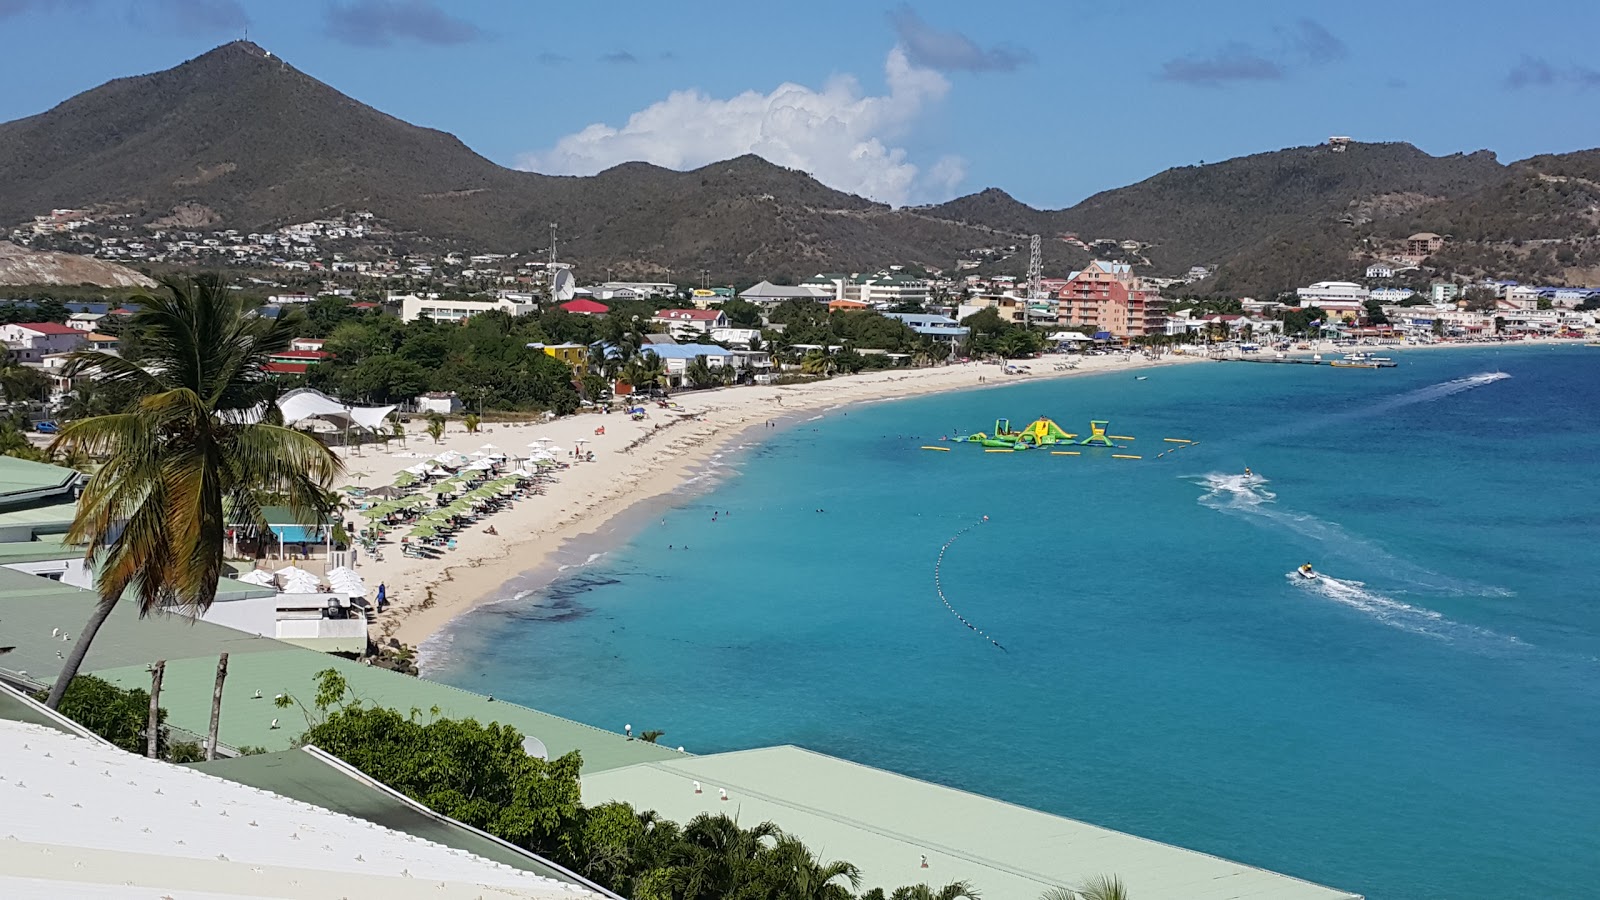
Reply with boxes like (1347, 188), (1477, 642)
(431, 346), (1600, 900)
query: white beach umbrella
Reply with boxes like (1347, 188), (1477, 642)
(235, 569), (276, 587)
(280, 574), (322, 594)
(325, 566), (360, 581)
(274, 564), (313, 579)
(545, 445), (565, 454)
(404, 463), (430, 476)
(479, 443), (499, 450)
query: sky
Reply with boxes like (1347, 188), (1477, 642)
(4, 0), (1600, 208)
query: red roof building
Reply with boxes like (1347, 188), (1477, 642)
(12, 322), (79, 335)
(262, 362), (310, 376)
(560, 298), (610, 315)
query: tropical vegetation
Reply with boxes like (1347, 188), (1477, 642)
(44, 274), (342, 708)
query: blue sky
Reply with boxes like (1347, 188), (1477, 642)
(4, 0), (1600, 207)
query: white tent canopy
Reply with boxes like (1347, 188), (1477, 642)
(276, 388), (394, 433)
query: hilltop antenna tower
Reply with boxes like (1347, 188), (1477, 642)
(547, 222), (558, 298)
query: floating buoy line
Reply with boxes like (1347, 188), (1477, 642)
(934, 517), (1006, 652)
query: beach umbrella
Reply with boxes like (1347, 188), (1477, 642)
(393, 472), (417, 487)
(411, 524), (438, 537)
(480, 443), (499, 450)
(546, 445), (565, 454)
(404, 463), (430, 476)
(274, 564), (313, 579)
(235, 568), (276, 587)
(280, 573), (322, 594)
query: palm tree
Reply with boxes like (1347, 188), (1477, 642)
(800, 349), (832, 376)
(1044, 875), (1127, 900)
(760, 833), (860, 900)
(45, 274), (342, 709)
(390, 420), (406, 447)
(463, 413), (481, 435)
(426, 415), (445, 444)
(889, 880), (982, 900)
(0, 359), (50, 409)
(684, 356), (715, 389)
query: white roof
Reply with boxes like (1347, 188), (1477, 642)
(276, 387), (394, 432)
(0, 719), (598, 899)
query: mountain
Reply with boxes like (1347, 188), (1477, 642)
(0, 42), (1017, 280)
(2, 42), (1595, 293)
(924, 143), (1511, 279)
(0, 241), (156, 288)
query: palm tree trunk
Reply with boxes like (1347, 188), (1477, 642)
(146, 659), (165, 759)
(43, 597), (116, 709)
(205, 652), (229, 760)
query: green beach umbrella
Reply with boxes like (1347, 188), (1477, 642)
(394, 472), (417, 487)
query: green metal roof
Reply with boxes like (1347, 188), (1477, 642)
(0, 455), (77, 501)
(90, 649), (683, 772)
(0, 497), (78, 536)
(581, 747), (1362, 900)
(189, 748), (608, 891)
(0, 537), (79, 564)
(0, 567), (285, 689)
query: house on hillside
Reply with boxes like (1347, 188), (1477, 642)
(1365, 263), (1394, 280)
(1406, 233), (1444, 257)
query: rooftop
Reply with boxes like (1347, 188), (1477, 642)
(191, 747), (615, 894)
(583, 747), (1362, 900)
(0, 719), (600, 899)
(7, 321), (80, 335)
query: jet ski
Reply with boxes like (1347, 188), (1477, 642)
(1296, 563), (1317, 580)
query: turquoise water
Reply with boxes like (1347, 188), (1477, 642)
(432, 346), (1600, 899)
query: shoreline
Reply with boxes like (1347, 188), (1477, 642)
(360, 352), (1206, 660)
(364, 336), (1588, 663)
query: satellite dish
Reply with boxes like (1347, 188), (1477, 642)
(551, 268), (576, 303)
(521, 735), (548, 760)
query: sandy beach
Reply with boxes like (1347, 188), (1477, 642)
(329, 352), (1202, 656)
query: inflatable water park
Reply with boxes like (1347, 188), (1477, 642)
(922, 417), (1198, 460)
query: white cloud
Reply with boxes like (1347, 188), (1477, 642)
(517, 48), (965, 206)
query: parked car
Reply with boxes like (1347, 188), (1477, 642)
(33, 421), (59, 434)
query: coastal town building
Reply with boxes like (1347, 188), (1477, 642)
(529, 342), (588, 375)
(738, 281), (832, 307)
(416, 391), (464, 415)
(560, 298), (610, 316)
(882, 311), (970, 346)
(1430, 283), (1461, 304)
(1296, 281), (1369, 305)
(397, 292), (535, 323)
(651, 308), (728, 338)
(1365, 263), (1394, 279)
(1055, 261), (1166, 338)
(0, 321), (85, 364)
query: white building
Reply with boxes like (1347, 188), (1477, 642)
(1365, 264), (1394, 279)
(710, 327), (763, 348)
(1369, 287), (1416, 304)
(398, 293), (535, 323)
(416, 391), (463, 415)
(0, 322), (85, 364)
(651, 309), (728, 337)
(1430, 283), (1461, 304)
(1296, 281), (1369, 305)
